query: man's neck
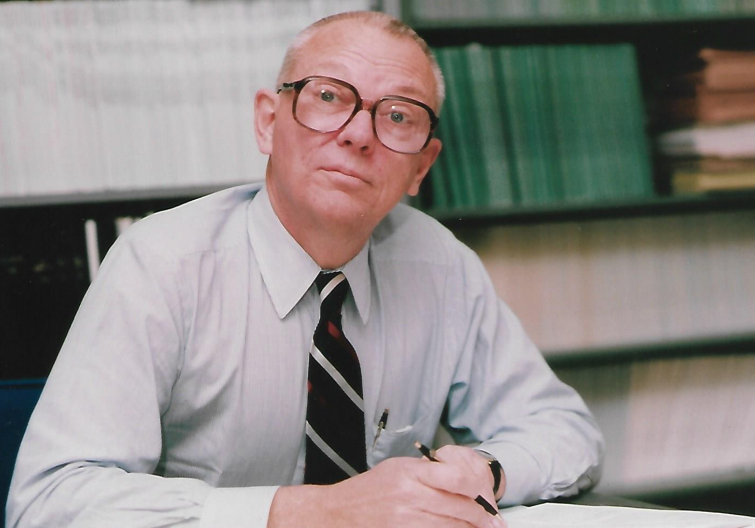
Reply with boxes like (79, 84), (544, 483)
(301, 231), (369, 270)
(266, 186), (374, 270)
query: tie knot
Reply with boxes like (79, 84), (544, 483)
(316, 272), (349, 317)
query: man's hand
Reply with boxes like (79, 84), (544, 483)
(434, 445), (505, 502)
(267, 451), (506, 528)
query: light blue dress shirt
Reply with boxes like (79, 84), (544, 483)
(7, 184), (603, 528)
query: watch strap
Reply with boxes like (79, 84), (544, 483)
(475, 449), (503, 497)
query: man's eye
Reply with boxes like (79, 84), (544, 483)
(320, 90), (336, 102)
(390, 111), (405, 123)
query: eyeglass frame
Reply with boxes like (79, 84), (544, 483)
(276, 75), (440, 154)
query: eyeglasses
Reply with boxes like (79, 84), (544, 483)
(276, 75), (439, 154)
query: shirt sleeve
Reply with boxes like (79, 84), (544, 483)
(442, 248), (605, 507)
(5, 233), (278, 528)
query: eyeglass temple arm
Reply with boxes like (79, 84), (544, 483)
(276, 82), (297, 94)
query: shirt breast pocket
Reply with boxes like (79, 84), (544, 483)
(367, 413), (438, 469)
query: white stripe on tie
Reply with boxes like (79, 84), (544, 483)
(306, 421), (359, 477)
(310, 343), (364, 411)
(319, 273), (346, 302)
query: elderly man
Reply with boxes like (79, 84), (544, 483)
(7, 11), (602, 528)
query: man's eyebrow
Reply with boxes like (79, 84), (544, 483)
(386, 84), (427, 98)
(377, 84), (435, 107)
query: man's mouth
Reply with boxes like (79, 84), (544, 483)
(321, 167), (366, 183)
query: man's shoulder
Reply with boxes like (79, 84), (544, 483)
(372, 203), (472, 267)
(119, 183), (260, 258)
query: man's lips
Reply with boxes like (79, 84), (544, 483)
(321, 167), (368, 183)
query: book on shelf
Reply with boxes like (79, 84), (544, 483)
(465, 43), (515, 208)
(501, 45), (554, 205)
(659, 49), (755, 124)
(678, 48), (755, 93)
(657, 121), (755, 159)
(661, 91), (755, 124)
(83, 219), (101, 282)
(432, 48), (473, 209)
(665, 157), (755, 173)
(672, 169), (755, 194)
(425, 42), (653, 211)
(445, 46), (486, 207)
(114, 215), (142, 237)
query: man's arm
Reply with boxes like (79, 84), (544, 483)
(6, 234), (277, 528)
(442, 249), (604, 506)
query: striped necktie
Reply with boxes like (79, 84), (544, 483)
(304, 271), (367, 484)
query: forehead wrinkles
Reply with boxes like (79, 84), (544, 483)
(326, 53), (428, 95)
(294, 24), (436, 104)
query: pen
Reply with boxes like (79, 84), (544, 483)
(414, 441), (499, 517)
(372, 408), (390, 449)
(415, 440), (438, 461)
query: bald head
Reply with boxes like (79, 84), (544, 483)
(276, 11), (445, 112)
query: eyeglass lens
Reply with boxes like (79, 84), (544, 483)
(293, 78), (432, 154)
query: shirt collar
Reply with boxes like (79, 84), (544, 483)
(247, 185), (371, 323)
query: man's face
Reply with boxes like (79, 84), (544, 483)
(258, 21), (441, 232)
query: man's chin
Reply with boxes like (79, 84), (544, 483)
(314, 195), (378, 228)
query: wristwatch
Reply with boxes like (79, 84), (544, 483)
(475, 449), (504, 499)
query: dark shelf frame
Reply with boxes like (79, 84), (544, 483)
(429, 192), (755, 228)
(546, 332), (755, 369)
(0, 184), (236, 210)
(407, 13), (755, 49)
(408, 13), (755, 29)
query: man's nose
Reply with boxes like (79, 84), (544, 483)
(336, 106), (376, 153)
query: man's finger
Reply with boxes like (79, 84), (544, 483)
(415, 460), (499, 514)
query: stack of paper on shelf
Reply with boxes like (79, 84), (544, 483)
(462, 210), (755, 353)
(622, 354), (755, 491)
(656, 49), (755, 195)
(427, 43), (654, 211)
(0, 0), (369, 199)
(553, 345), (755, 495)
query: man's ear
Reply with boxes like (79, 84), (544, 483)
(254, 88), (277, 155)
(407, 137), (442, 197)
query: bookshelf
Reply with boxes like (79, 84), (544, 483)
(389, 0), (755, 513)
(397, 6), (755, 211)
(0, 0), (373, 380)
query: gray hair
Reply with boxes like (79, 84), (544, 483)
(276, 11), (445, 113)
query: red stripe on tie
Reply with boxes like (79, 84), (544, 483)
(328, 321), (359, 362)
(328, 321), (341, 339)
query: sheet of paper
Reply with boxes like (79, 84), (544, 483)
(500, 504), (755, 528)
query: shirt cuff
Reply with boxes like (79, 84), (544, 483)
(485, 444), (542, 507)
(200, 485), (280, 528)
